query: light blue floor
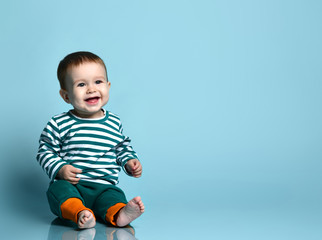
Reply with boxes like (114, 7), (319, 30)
(2, 198), (322, 240)
(1, 171), (321, 239)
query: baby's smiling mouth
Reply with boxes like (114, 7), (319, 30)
(85, 96), (100, 104)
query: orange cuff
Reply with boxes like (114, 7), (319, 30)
(105, 202), (126, 226)
(60, 198), (94, 224)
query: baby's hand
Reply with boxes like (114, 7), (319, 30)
(125, 159), (142, 178)
(56, 165), (82, 185)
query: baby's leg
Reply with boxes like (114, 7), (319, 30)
(93, 185), (143, 226)
(115, 196), (145, 227)
(60, 198), (96, 229)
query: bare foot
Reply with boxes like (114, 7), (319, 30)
(78, 210), (96, 229)
(116, 196), (145, 227)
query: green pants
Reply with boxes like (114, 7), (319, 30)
(46, 180), (127, 223)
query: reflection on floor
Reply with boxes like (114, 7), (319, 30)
(47, 218), (136, 240)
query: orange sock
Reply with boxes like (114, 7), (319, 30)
(60, 198), (95, 224)
(105, 202), (126, 226)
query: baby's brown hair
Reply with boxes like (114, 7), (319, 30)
(57, 51), (108, 89)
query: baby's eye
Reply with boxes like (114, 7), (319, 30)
(95, 80), (103, 84)
(77, 83), (85, 87)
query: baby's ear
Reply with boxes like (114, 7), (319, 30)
(59, 89), (71, 103)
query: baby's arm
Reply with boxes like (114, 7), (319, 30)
(125, 159), (142, 178)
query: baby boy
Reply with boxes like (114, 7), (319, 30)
(37, 51), (144, 229)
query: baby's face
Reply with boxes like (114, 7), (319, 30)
(61, 61), (110, 118)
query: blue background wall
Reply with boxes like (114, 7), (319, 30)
(0, 0), (321, 239)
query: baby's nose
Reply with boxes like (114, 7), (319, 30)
(87, 85), (96, 93)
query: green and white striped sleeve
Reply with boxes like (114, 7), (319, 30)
(36, 118), (68, 181)
(115, 123), (139, 175)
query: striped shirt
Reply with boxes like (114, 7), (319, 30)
(36, 109), (139, 185)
